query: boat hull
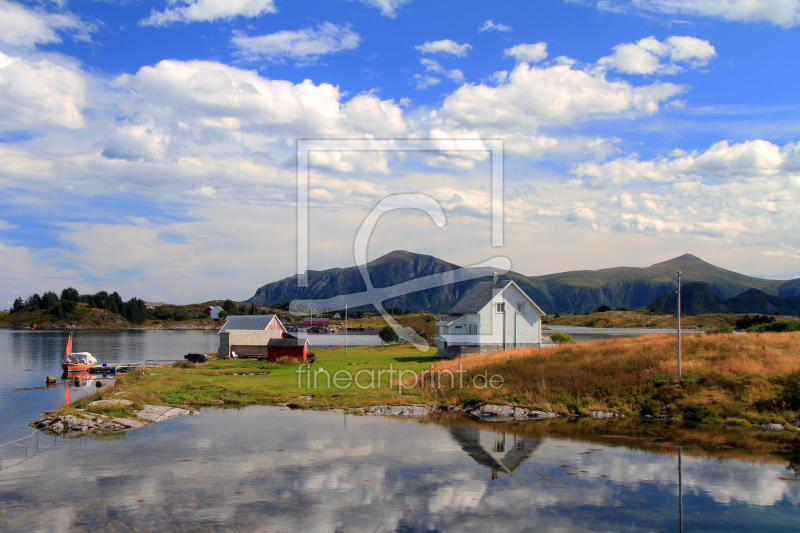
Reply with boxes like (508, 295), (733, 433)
(61, 363), (94, 373)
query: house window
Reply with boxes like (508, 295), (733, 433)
(455, 325), (462, 329)
(517, 303), (525, 314)
(468, 323), (478, 335)
(496, 303), (505, 313)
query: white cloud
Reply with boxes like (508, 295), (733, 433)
(573, 139), (792, 185)
(0, 51), (87, 130)
(597, 0), (800, 28)
(354, 0), (412, 18)
(420, 58), (465, 83)
(413, 73), (440, 89)
(415, 39), (472, 58)
(0, 0), (94, 48)
(504, 42), (548, 63)
(438, 61), (684, 131)
(231, 22), (360, 64)
(140, 0), (277, 27)
(479, 19), (512, 32)
(107, 58), (408, 151)
(598, 36), (717, 75)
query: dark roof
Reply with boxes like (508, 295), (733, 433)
(218, 314), (277, 334)
(267, 337), (308, 347)
(449, 280), (512, 314)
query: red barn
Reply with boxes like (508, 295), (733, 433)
(266, 336), (309, 362)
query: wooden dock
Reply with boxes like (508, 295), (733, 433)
(89, 363), (144, 374)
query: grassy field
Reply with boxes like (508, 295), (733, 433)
(60, 344), (438, 416)
(421, 332), (800, 426)
(542, 310), (798, 330)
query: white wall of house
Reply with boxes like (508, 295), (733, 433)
(439, 283), (543, 348)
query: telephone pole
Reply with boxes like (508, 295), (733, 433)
(677, 271), (682, 378)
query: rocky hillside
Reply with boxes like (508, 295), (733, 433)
(247, 250), (797, 314)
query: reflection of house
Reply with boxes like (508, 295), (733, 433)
(203, 305), (224, 320)
(436, 277), (545, 358)
(218, 315), (308, 361)
(448, 425), (540, 480)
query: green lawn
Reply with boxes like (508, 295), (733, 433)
(92, 344), (439, 411)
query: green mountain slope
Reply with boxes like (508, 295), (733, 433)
(650, 282), (800, 316)
(247, 251), (793, 314)
(529, 253), (787, 312)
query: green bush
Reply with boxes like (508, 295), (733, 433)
(597, 305), (612, 312)
(196, 313), (210, 320)
(379, 325), (400, 344)
(781, 370), (800, 409)
(549, 332), (575, 344)
(173, 361), (194, 368)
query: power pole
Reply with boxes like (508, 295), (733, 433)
(677, 271), (682, 378)
(345, 304), (348, 355)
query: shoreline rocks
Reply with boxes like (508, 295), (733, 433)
(31, 404), (190, 436)
(466, 403), (558, 421)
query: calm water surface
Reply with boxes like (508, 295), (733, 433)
(1, 329), (799, 532)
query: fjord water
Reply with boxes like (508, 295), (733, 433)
(1, 329), (799, 532)
(1, 407), (799, 532)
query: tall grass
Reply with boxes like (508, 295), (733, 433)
(422, 332), (800, 424)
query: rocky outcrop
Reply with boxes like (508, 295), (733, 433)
(368, 405), (430, 417)
(466, 403), (558, 421)
(32, 404), (190, 436)
(592, 411), (624, 419)
(758, 423), (785, 431)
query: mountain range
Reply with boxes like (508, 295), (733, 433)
(650, 281), (800, 316)
(247, 250), (800, 314)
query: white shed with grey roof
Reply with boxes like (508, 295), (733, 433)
(436, 279), (546, 358)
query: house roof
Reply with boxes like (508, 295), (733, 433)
(218, 314), (277, 334)
(450, 280), (512, 314)
(267, 336), (309, 347)
(436, 314), (464, 326)
(448, 280), (546, 316)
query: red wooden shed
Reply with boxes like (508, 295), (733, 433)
(265, 336), (309, 362)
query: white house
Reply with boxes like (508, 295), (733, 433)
(203, 305), (224, 320)
(436, 278), (545, 358)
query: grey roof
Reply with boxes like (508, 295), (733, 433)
(218, 314), (277, 334)
(268, 336), (308, 347)
(436, 314), (464, 325)
(449, 280), (512, 314)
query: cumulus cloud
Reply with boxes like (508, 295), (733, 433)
(504, 42), (548, 63)
(598, 35), (717, 75)
(231, 22), (360, 64)
(0, 51), (87, 130)
(0, 0), (95, 48)
(416, 39), (472, 58)
(140, 0), (277, 27)
(438, 61), (684, 131)
(479, 20), (512, 32)
(573, 139), (793, 185)
(107, 58), (408, 153)
(596, 0), (800, 28)
(353, 0), (412, 18)
(412, 73), (440, 89)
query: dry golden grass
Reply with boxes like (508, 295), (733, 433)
(420, 332), (800, 424)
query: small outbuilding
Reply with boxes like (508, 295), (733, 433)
(217, 314), (309, 361)
(203, 305), (224, 320)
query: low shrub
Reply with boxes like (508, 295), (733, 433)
(173, 360), (194, 369)
(549, 332), (575, 344)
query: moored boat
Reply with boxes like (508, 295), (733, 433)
(61, 333), (97, 373)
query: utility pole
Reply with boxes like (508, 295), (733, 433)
(345, 304), (348, 355)
(677, 271), (682, 378)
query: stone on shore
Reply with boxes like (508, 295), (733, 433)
(111, 417), (144, 429)
(468, 403), (557, 421)
(368, 405), (430, 417)
(592, 411), (624, 419)
(46, 376), (57, 384)
(135, 405), (190, 423)
(89, 399), (133, 408)
(759, 423), (785, 431)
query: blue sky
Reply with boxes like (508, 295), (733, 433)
(1, 0), (799, 305)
